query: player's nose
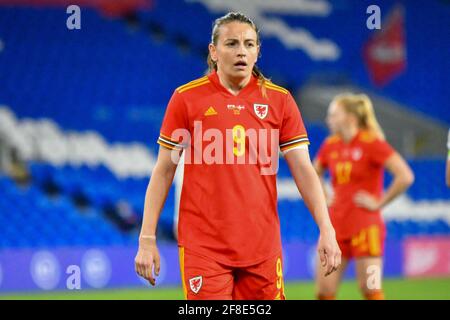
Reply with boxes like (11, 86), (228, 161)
(236, 43), (247, 56)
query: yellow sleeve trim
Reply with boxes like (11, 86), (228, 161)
(264, 82), (289, 94)
(176, 76), (208, 92)
(177, 80), (210, 93)
(359, 131), (377, 143)
(280, 141), (310, 152)
(266, 81), (288, 90)
(157, 140), (178, 150)
(160, 132), (178, 143)
(281, 134), (308, 144)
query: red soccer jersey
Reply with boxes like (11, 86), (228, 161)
(157, 70), (309, 266)
(316, 130), (395, 240)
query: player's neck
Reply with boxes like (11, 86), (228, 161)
(341, 126), (358, 143)
(217, 70), (251, 96)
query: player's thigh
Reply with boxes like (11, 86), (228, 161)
(315, 239), (349, 295)
(179, 246), (234, 300)
(232, 252), (285, 300)
(350, 225), (385, 291)
(315, 254), (348, 295)
(355, 256), (383, 293)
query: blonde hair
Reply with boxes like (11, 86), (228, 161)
(333, 93), (385, 140)
(206, 12), (269, 97)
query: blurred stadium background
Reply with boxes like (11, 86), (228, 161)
(0, 0), (449, 299)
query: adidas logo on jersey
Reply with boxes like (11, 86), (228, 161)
(204, 106), (218, 116)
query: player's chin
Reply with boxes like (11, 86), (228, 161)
(230, 68), (251, 78)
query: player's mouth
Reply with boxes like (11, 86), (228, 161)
(234, 61), (248, 70)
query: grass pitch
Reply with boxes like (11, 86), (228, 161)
(1, 277), (449, 300)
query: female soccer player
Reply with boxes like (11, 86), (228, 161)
(135, 12), (341, 300)
(314, 93), (414, 300)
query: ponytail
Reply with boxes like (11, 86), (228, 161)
(252, 65), (269, 98)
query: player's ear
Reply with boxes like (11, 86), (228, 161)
(209, 43), (217, 62)
(255, 44), (261, 63)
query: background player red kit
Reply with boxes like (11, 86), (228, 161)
(314, 93), (414, 300)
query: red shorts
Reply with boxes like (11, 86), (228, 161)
(338, 224), (385, 259)
(178, 247), (286, 300)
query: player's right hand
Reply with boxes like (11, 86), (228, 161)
(134, 239), (160, 286)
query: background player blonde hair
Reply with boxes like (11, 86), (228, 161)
(314, 93), (414, 300)
(332, 93), (385, 140)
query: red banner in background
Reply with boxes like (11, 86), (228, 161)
(363, 5), (406, 87)
(0, 0), (152, 17)
(404, 237), (450, 277)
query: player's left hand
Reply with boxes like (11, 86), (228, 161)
(318, 228), (342, 277)
(354, 191), (381, 211)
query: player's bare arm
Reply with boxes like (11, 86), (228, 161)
(354, 152), (414, 211)
(135, 146), (180, 285)
(313, 159), (334, 206)
(284, 148), (341, 277)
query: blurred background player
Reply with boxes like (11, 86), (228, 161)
(313, 93), (414, 300)
(135, 12), (341, 300)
